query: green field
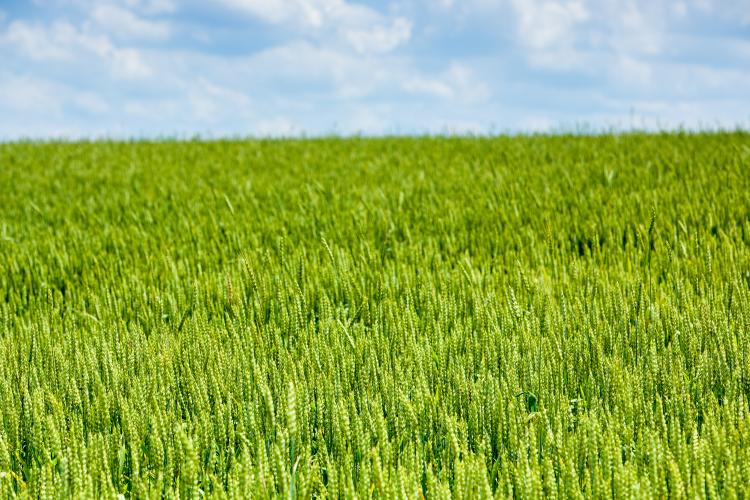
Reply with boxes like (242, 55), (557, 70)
(1, 133), (750, 498)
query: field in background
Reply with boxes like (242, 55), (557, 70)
(1, 134), (750, 497)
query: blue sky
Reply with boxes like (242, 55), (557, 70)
(0, 0), (748, 138)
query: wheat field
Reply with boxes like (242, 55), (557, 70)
(1, 133), (749, 498)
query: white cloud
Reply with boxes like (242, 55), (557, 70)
(692, 0), (713, 13)
(31, 0), (177, 14)
(220, 0), (325, 27)
(0, 20), (151, 79)
(0, 75), (64, 114)
(659, 63), (750, 97)
(511, 0), (588, 50)
(525, 47), (593, 70)
(344, 17), (412, 54)
(110, 48), (152, 79)
(615, 1), (662, 55)
(504, 0), (676, 72)
(2, 21), (82, 61)
(403, 77), (454, 98)
(89, 4), (171, 40)
(221, 0), (412, 53)
(674, 0), (750, 23)
(0, 73), (112, 139)
(403, 62), (491, 104)
(242, 41), (388, 99)
(71, 91), (110, 114)
(672, 1), (688, 17)
(185, 78), (253, 122)
(1, 0), (749, 138)
(613, 55), (653, 86)
(139, 0), (177, 15)
(505, 0), (594, 71)
(219, 0), (384, 31)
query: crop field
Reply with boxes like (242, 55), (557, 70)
(1, 133), (750, 498)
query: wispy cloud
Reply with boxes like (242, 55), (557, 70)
(88, 4), (171, 41)
(220, 0), (412, 54)
(511, 0), (588, 50)
(344, 17), (412, 54)
(403, 63), (490, 103)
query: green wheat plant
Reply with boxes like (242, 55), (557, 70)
(0, 133), (749, 498)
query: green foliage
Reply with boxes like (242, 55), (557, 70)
(1, 133), (749, 498)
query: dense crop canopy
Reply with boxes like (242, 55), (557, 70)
(1, 133), (749, 497)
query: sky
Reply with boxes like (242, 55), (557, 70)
(0, 0), (749, 138)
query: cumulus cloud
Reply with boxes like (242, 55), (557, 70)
(497, 0), (679, 71)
